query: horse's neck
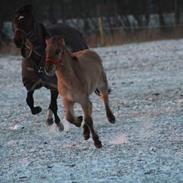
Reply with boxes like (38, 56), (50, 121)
(27, 22), (46, 51)
(26, 22), (46, 66)
(63, 48), (74, 68)
(56, 49), (76, 83)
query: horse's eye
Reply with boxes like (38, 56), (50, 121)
(55, 49), (60, 55)
(17, 16), (24, 26)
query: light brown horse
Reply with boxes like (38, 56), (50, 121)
(45, 36), (115, 148)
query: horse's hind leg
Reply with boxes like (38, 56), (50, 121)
(99, 72), (115, 123)
(63, 99), (82, 127)
(26, 90), (42, 115)
(81, 99), (102, 148)
(46, 89), (56, 126)
(64, 99), (89, 138)
(48, 90), (64, 131)
(83, 123), (90, 140)
(100, 90), (115, 124)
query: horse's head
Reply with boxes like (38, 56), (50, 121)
(13, 4), (34, 48)
(45, 36), (65, 76)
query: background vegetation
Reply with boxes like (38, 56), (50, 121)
(0, 0), (183, 51)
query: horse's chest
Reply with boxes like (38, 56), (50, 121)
(57, 81), (77, 101)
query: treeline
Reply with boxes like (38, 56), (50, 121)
(0, 0), (183, 47)
(0, 0), (182, 24)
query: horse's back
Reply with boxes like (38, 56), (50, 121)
(73, 50), (103, 67)
(47, 24), (88, 52)
(72, 50), (105, 93)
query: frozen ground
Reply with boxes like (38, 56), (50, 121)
(0, 40), (182, 183)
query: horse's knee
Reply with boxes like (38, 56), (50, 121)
(26, 91), (42, 114)
(65, 113), (75, 124)
(66, 114), (82, 127)
(84, 116), (93, 125)
(66, 114), (76, 123)
(84, 117), (94, 132)
(82, 100), (93, 118)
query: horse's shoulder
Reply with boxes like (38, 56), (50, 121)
(71, 50), (101, 64)
(71, 54), (79, 61)
(71, 50), (86, 60)
(83, 50), (101, 62)
(72, 49), (95, 57)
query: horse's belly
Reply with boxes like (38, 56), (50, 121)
(87, 78), (101, 94)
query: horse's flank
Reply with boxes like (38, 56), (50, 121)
(55, 49), (106, 102)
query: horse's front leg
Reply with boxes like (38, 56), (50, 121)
(63, 99), (83, 127)
(83, 123), (90, 140)
(26, 90), (42, 115)
(81, 99), (102, 148)
(47, 89), (64, 131)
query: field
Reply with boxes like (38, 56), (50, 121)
(0, 40), (182, 183)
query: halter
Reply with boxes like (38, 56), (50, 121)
(46, 51), (65, 66)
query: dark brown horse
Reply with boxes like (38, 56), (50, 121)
(12, 4), (88, 131)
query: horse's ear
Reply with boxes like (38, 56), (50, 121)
(16, 4), (33, 14)
(45, 39), (49, 45)
(62, 39), (66, 46)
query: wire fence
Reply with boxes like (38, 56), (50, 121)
(85, 24), (183, 47)
(1, 24), (183, 54)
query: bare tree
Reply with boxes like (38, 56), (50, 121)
(156, 0), (165, 27)
(175, 0), (180, 25)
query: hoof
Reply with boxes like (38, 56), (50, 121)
(108, 115), (116, 124)
(57, 122), (64, 132)
(74, 116), (83, 127)
(31, 106), (42, 115)
(94, 140), (102, 148)
(83, 133), (90, 140)
(46, 118), (54, 126)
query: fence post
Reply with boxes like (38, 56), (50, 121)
(98, 16), (105, 46)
